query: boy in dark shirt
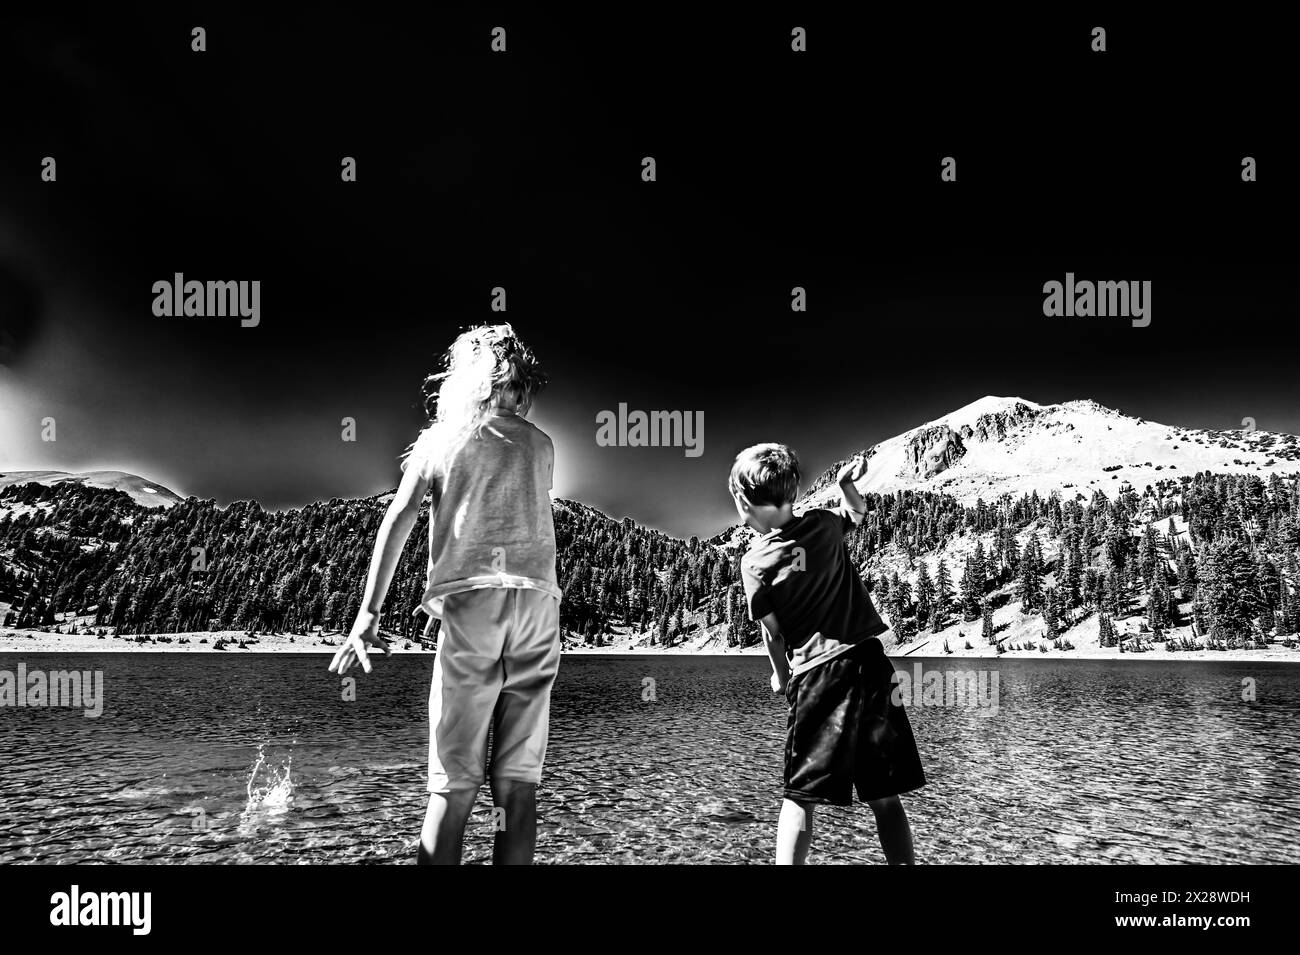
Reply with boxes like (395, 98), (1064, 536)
(730, 443), (926, 864)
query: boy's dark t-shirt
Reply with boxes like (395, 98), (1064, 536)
(741, 505), (889, 675)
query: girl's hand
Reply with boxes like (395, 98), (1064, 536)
(837, 453), (868, 485)
(328, 610), (391, 675)
(770, 671), (788, 694)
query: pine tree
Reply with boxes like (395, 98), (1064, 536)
(1176, 547), (1197, 601)
(915, 562), (934, 626)
(981, 600), (995, 645)
(1104, 566), (1127, 618)
(1283, 554), (1300, 635)
(1104, 519), (1130, 573)
(723, 584), (738, 647)
(1147, 579), (1168, 639)
(1019, 534), (1043, 613)
(960, 555), (983, 620)
(1199, 536), (1261, 645)
(1061, 528), (1083, 608)
(935, 559), (952, 627)
(1280, 566), (1299, 636)
(1260, 602), (1276, 637)
(1082, 566), (1102, 611)
(1139, 523), (1160, 586)
(1098, 612), (1114, 648)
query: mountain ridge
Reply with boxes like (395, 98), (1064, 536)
(5, 397), (1300, 537)
(802, 396), (1300, 511)
(0, 470), (185, 509)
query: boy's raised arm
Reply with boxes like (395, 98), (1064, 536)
(836, 453), (869, 525)
(330, 464), (431, 675)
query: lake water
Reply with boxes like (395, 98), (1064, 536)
(1, 652), (1297, 864)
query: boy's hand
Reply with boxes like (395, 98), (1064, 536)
(329, 609), (391, 675)
(770, 671), (788, 694)
(837, 453), (868, 485)
(837, 453), (871, 524)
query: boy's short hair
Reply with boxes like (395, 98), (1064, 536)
(729, 443), (801, 507)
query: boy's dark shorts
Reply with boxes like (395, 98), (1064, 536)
(783, 637), (926, 806)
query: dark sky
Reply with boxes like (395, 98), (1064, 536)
(1, 9), (1296, 537)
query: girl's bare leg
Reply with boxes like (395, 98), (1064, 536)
(489, 778), (538, 865)
(417, 789), (477, 865)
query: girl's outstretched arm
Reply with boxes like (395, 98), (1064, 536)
(329, 464), (431, 675)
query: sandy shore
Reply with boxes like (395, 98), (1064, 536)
(3, 627), (1298, 662)
(0, 628), (766, 657)
(0, 629), (403, 655)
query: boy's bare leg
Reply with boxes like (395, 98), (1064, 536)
(417, 789), (477, 865)
(489, 777), (538, 865)
(868, 795), (915, 864)
(777, 798), (814, 865)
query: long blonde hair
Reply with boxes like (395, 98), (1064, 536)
(403, 323), (547, 475)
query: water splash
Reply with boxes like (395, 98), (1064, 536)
(242, 743), (295, 819)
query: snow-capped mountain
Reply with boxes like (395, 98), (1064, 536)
(0, 470), (184, 509)
(801, 396), (1300, 509)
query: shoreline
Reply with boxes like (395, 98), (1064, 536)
(3, 628), (1298, 663)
